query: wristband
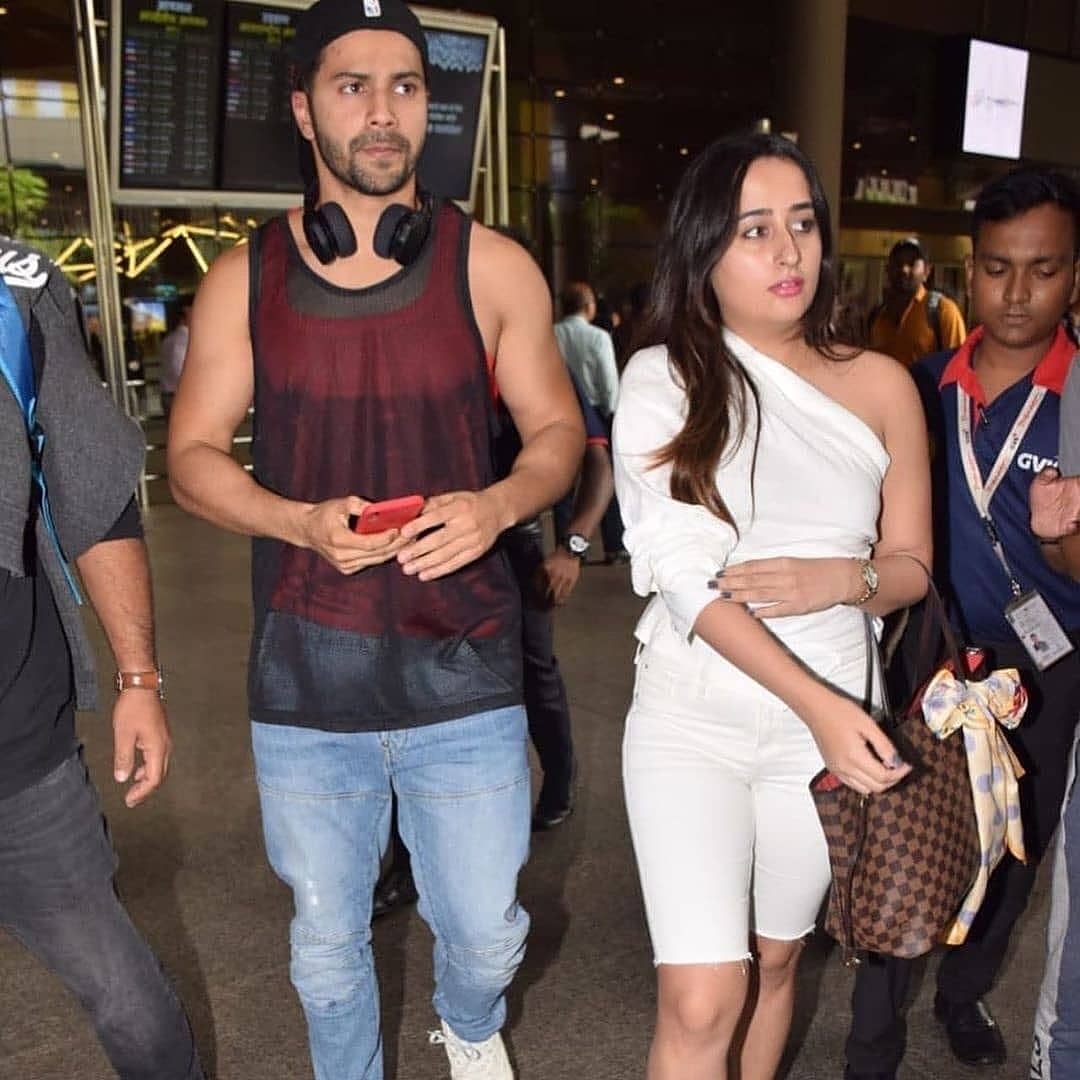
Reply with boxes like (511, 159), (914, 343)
(115, 668), (166, 700)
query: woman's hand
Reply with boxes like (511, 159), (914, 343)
(709, 556), (863, 617)
(803, 696), (911, 795)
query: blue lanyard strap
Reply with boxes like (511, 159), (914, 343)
(0, 277), (83, 604)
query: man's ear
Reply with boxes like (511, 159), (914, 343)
(291, 90), (314, 142)
(964, 252), (974, 294)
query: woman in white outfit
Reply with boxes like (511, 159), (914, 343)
(613, 133), (933, 1079)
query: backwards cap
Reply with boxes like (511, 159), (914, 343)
(890, 236), (928, 261)
(290, 0), (429, 80)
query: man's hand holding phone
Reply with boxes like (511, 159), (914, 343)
(398, 489), (511, 581)
(297, 495), (412, 575)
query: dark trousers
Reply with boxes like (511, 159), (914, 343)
(847, 640), (1080, 1075)
(0, 752), (203, 1080)
(504, 525), (575, 806)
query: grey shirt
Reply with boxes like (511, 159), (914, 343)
(1061, 357), (1080, 476)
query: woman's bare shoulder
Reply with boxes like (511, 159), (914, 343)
(848, 348), (923, 424)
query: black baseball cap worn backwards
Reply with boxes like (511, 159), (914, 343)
(290, 0), (430, 79)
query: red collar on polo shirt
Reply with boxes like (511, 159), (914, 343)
(939, 324), (1076, 407)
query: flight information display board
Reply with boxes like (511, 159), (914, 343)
(118, 0), (224, 189)
(111, 0), (498, 208)
(418, 29), (490, 202)
(219, 3), (300, 191)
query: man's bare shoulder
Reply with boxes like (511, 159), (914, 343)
(202, 241), (250, 291)
(190, 242), (251, 331)
(468, 221), (545, 287)
(466, 221), (553, 338)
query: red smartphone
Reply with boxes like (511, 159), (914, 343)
(353, 494), (425, 535)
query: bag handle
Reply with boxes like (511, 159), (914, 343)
(915, 575), (967, 685)
(860, 554), (965, 725)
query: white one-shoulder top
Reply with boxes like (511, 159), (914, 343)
(612, 329), (891, 702)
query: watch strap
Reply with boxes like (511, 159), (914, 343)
(564, 533), (590, 560)
(115, 668), (165, 698)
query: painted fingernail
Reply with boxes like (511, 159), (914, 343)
(707, 580), (718, 590)
(719, 590), (732, 599)
(888, 754), (906, 769)
(714, 569), (725, 578)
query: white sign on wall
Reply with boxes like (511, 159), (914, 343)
(962, 39), (1029, 160)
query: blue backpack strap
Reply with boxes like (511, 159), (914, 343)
(0, 276), (83, 603)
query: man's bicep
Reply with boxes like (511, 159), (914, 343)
(170, 248), (254, 450)
(493, 271), (579, 438)
(496, 322), (581, 444)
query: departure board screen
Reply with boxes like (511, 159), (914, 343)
(419, 29), (491, 201)
(113, 1), (496, 205)
(219, 3), (301, 192)
(119, 0), (224, 189)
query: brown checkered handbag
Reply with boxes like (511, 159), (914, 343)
(811, 585), (981, 963)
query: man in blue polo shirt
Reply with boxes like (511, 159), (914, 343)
(846, 168), (1080, 1080)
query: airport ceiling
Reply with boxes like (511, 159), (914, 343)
(0, 0), (999, 177)
(5, 0), (781, 116)
(2, 0), (786, 162)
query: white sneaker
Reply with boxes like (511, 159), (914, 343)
(429, 1019), (514, 1079)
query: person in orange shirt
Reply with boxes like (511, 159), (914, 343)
(869, 237), (967, 366)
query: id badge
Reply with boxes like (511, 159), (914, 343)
(1004, 591), (1075, 671)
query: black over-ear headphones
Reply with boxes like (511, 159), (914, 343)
(302, 184), (435, 268)
(302, 184), (358, 265)
(372, 191), (435, 266)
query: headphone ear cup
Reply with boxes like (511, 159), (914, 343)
(303, 202), (357, 265)
(319, 202), (358, 259)
(393, 213), (428, 266)
(373, 204), (412, 261)
(303, 208), (336, 265)
(373, 197), (434, 266)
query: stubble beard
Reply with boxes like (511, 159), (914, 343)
(313, 120), (420, 197)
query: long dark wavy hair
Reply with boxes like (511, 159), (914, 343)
(642, 131), (846, 526)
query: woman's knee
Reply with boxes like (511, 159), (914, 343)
(754, 936), (805, 991)
(657, 962), (749, 1040)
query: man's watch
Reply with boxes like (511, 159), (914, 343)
(853, 559), (879, 606)
(115, 668), (166, 701)
(564, 533), (590, 561)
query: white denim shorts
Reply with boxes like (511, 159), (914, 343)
(622, 646), (864, 966)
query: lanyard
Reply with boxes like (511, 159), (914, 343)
(956, 383), (1045, 597)
(0, 279), (83, 604)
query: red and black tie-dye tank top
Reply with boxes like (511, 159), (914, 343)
(246, 201), (522, 731)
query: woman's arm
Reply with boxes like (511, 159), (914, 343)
(715, 355), (932, 617)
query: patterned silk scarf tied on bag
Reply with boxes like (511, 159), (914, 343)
(921, 667), (1028, 943)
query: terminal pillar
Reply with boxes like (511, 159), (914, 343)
(780, 0), (850, 241)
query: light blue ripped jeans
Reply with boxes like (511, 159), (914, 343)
(251, 707), (531, 1080)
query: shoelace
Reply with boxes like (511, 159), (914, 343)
(429, 1029), (483, 1063)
